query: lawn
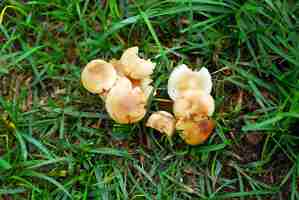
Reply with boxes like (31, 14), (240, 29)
(0, 0), (299, 199)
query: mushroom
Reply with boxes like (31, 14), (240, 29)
(118, 47), (156, 80)
(176, 118), (215, 145)
(146, 111), (176, 137)
(111, 59), (155, 100)
(105, 76), (147, 124)
(110, 55), (155, 100)
(81, 59), (118, 95)
(166, 64), (216, 145)
(139, 78), (155, 100)
(167, 64), (212, 100)
(173, 90), (215, 121)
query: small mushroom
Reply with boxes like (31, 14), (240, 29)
(105, 76), (147, 124)
(81, 59), (118, 95)
(167, 64), (212, 100)
(146, 111), (176, 137)
(173, 90), (215, 121)
(118, 47), (156, 80)
(176, 118), (215, 145)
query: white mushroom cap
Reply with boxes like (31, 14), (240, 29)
(173, 90), (215, 121)
(146, 111), (176, 137)
(119, 47), (155, 80)
(81, 59), (117, 94)
(176, 118), (214, 145)
(105, 76), (147, 124)
(167, 64), (212, 100)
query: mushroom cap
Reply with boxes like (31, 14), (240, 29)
(81, 59), (117, 94)
(167, 64), (212, 100)
(105, 76), (147, 124)
(146, 111), (176, 137)
(140, 78), (155, 100)
(126, 77), (155, 100)
(119, 47), (155, 80)
(176, 118), (214, 145)
(173, 90), (215, 120)
(109, 59), (126, 77)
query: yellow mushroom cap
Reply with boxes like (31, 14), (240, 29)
(119, 47), (156, 80)
(146, 111), (176, 137)
(176, 118), (214, 145)
(167, 64), (212, 100)
(105, 76), (147, 124)
(81, 59), (117, 94)
(173, 90), (215, 120)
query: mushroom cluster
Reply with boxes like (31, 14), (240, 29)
(81, 47), (155, 124)
(146, 64), (215, 145)
(81, 48), (215, 145)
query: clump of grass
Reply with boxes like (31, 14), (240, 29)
(0, 0), (298, 199)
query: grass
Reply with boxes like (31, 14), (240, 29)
(0, 0), (299, 199)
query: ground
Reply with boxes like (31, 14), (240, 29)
(0, 0), (299, 199)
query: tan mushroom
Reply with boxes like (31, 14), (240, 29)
(105, 76), (147, 124)
(110, 57), (155, 100)
(176, 118), (214, 145)
(173, 90), (215, 121)
(146, 111), (176, 137)
(118, 47), (156, 80)
(168, 64), (212, 100)
(121, 76), (154, 100)
(139, 78), (155, 100)
(81, 59), (117, 95)
(109, 59), (126, 77)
